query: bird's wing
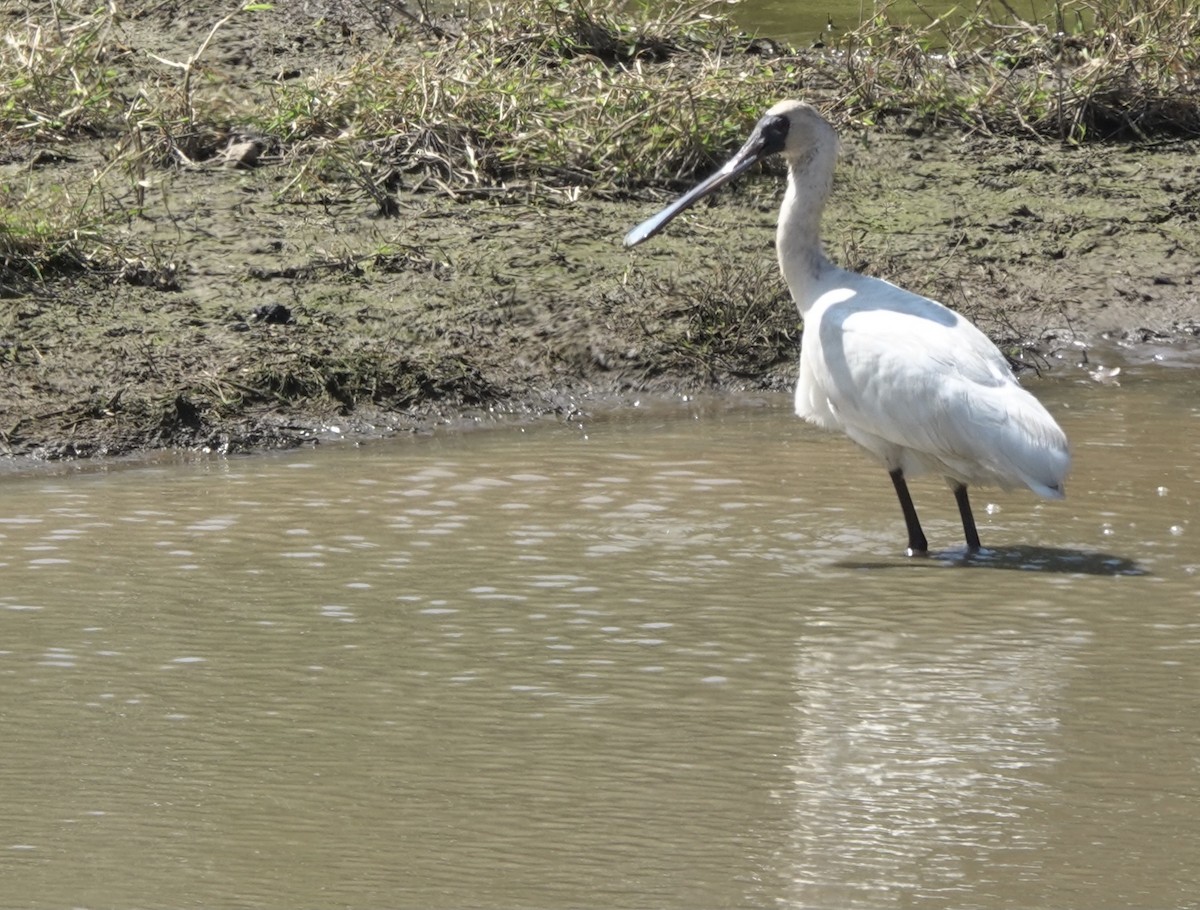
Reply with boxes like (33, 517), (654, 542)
(812, 279), (1068, 491)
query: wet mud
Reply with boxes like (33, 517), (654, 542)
(2, 2), (1197, 462)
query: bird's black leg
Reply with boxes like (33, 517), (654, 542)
(889, 469), (928, 556)
(953, 483), (982, 553)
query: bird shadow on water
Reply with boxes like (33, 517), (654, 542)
(839, 546), (1148, 576)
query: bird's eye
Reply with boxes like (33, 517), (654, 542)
(760, 115), (790, 155)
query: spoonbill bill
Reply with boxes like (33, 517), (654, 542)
(624, 100), (1070, 555)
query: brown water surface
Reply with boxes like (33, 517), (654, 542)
(2, 367), (1198, 909)
(731, 0), (1022, 44)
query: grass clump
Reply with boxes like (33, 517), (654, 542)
(0, 4), (127, 145)
(663, 256), (800, 380)
(836, 0), (1200, 141)
(0, 183), (102, 286)
(258, 0), (796, 202)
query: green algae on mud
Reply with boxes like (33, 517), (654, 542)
(2, 0), (1199, 461)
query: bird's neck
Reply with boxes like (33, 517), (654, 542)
(776, 157), (833, 312)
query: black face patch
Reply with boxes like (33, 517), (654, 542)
(757, 114), (790, 157)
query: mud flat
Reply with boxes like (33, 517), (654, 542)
(2, 1), (1197, 461)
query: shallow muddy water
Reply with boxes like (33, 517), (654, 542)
(733, 0), (1001, 43)
(732, 0), (1060, 44)
(2, 365), (1199, 909)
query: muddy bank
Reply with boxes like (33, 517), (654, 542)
(2, 4), (1198, 463)
(4, 127), (1199, 462)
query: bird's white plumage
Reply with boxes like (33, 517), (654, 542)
(796, 269), (1069, 497)
(763, 100), (1070, 501)
(624, 99), (1069, 551)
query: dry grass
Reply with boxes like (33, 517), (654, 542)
(2, 0), (1198, 282)
(256, 1), (794, 203)
(836, 0), (1200, 140)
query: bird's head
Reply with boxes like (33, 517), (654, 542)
(623, 100), (836, 248)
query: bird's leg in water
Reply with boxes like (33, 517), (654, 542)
(623, 102), (1071, 555)
(889, 469), (928, 556)
(953, 483), (982, 553)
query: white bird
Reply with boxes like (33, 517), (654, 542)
(624, 100), (1070, 556)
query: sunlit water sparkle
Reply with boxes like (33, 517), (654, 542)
(1, 369), (1198, 909)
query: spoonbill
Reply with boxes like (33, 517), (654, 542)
(624, 100), (1069, 555)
